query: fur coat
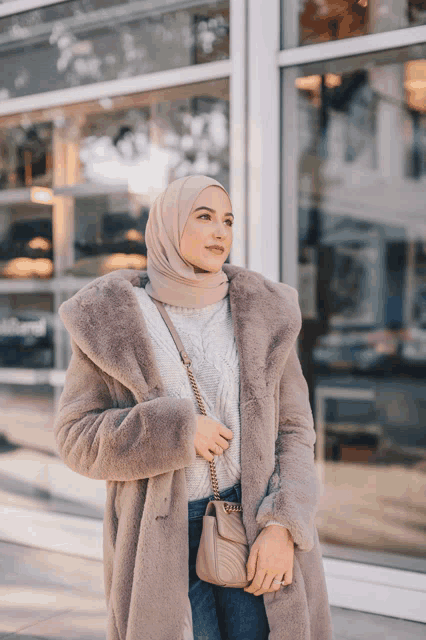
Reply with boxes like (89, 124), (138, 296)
(54, 263), (334, 640)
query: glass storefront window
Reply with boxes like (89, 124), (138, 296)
(70, 85), (230, 189)
(0, 293), (55, 367)
(0, 0), (229, 102)
(282, 46), (426, 564)
(0, 77), (229, 280)
(281, 0), (426, 48)
(65, 192), (149, 277)
(54, 78), (229, 278)
(0, 121), (53, 190)
(0, 383), (56, 451)
(0, 202), (54, 278)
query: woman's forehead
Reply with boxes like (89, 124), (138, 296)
(190, 186), (231, 210)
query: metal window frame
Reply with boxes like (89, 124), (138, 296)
(0, 0), (70, 18)
(245, 0), (281, 280)
(0, 60), (231, 116)
(278, 24), (426, 68)
(0, 0), (220, 19)
(278, 7), (426, 621)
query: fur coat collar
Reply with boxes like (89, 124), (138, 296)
(59, 263), (302, 404)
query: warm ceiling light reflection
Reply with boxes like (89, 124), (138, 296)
(27, 236), (52, 251)
(325, 73), (342, 88)
(4, 257), (53, 278)
(105, 253), (147, 271)
(295, 75), (321, 92)
(125, 229), (144, 243)
(296, 74), (342, 92)
(30, 187), (54, 205)
(405, 60), (426, 112)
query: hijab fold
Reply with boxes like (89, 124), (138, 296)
(144, 175), (231, 308)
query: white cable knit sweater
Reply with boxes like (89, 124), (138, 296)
(134, 286), (284, 528)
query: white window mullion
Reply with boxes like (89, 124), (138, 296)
(278, 24), (426, 68)
(246, 0), (280, 281)
(280, 66), (299, 287)
(229, 0), (247, 268)
(324, 557), (426, 623)
(0, 59), (231, 116)
(0, 0), (70, 19)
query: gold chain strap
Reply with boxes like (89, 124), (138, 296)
(184, 360), (242, 514)
(147, 294), (242, 515)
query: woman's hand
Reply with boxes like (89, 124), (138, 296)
(194, 415), (233, 462)
(244, 525), (294, 596)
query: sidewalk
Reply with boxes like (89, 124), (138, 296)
(1, 539), (425, 640)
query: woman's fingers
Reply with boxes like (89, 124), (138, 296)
(261, 571), (283, 593)
(209, 443), (223, 455)
(217, 434), (230, 449)
(245, 571), (266, 595)
(282, 569), (293, 585)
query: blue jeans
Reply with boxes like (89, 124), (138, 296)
(188, 483), (270, 640)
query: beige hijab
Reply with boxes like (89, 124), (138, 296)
(144, 175), (231, 308)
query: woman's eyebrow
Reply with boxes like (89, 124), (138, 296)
(193, 206), (234, 218)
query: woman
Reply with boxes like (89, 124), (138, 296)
(54, 174), (333, 640)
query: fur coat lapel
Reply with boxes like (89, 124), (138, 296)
(59, 263), (302, 404)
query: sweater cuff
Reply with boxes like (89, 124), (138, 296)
(264, 519), (289, 529)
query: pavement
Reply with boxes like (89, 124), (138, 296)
(0, 538), (425, 640)
(0, 441), (425, 639)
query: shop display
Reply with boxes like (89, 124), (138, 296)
(0, 122), (53, 190)
(0, 211), (53, 279)
(0, 292), (54, 368)
(0, 0), (229, 101)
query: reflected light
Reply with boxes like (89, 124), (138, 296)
(325, 73), (342, 88)
(125, 229), (144, 243)
(105, 253), (147, 271)
(27, 236), (52, 251)
(405, 60), (426, 112)
(295, 75), (321, 92)
(296, 74), (342, 91)
(4, 257), (53, 278)
(30, 187), (54, 205)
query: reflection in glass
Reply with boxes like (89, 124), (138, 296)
(155, 94), (229, 189)
(0, 122), (53, 190)
(286, 46), (426, 561)
(61, 80), (229, 278)
(0, 0), (229, 101)
(0, 383), (56, 452)
(282, 0), (426, 48)
(79, 106), (152, 186)
(65, 193), (149, 278)
(0, 293), (54, 368)
(0, 204), (53, 279)
(76, 89), (230, 193)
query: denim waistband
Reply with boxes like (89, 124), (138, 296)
(188, 483), (241, 520)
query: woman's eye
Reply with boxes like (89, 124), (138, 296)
(225, 220), (233, 226)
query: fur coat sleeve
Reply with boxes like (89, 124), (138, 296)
(254, 342), (320, 553)
(53, 338), (198, 481)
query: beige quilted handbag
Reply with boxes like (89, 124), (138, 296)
(149, 295), (250, 588)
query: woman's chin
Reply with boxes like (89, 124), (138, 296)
(193, 261), (223, 274)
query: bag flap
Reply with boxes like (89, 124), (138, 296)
(206, 500), (247, 545)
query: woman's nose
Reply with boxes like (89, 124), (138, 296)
(213, 222), (227, 238)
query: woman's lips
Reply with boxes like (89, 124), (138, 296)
(206, 246), (224, 255)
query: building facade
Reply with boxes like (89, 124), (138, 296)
(0, 0), (425, 622)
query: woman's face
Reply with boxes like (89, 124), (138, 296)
(180, 186), (233, 274)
